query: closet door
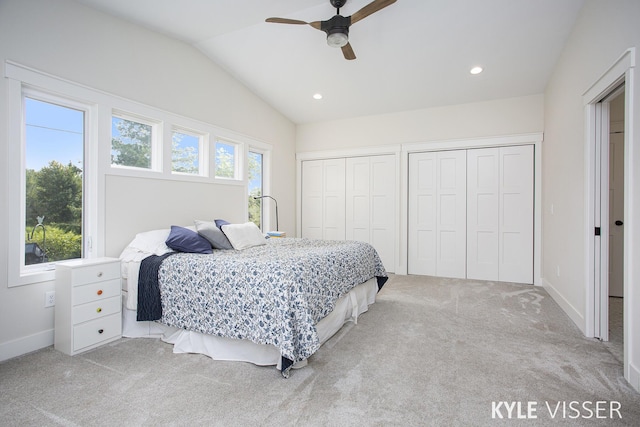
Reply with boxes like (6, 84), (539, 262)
(346, 155), (396, 272)
(346, 157), (371, 243)
(408, 151), (466, 278)
(301, 159), (346, 240)
(467, 148), (500, 280)
(301, 160), (324, 239)
(499, 145), (533, 283)
(323, 159), (346, 240)
(466, 145), (534, 283)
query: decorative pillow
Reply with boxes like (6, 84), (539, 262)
(165, 225), (213, 254)
(215, 219), (230, 229)
(127, 228), (173, 256)
(194, 220), (233, 250)
(221, 222), (267, 250)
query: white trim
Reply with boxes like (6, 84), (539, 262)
(402, 132), (543, 153)
(0, 328), (54, 363)
(582, 47), (636, 391)
(542, 278), (586, 335)
(583, 48), (635, 105)
(296, 144), (401, 161)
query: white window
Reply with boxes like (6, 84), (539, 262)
(111, 113), (160, 171)
(24, 96), (85, 268)
(248, 151), (263, 229)
(172, 129), (205, 176)
(215, 139), (240, 180)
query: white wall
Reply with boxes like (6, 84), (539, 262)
(543, 0), (640, 390)
(296, 94), (544, 152)
(0, 0), (296, 360)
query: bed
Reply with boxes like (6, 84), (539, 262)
(119, 222), (387, 377)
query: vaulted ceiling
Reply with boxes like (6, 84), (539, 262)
(74, 0), (585, 124)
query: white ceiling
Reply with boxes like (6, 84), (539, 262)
(73, 0), (585, 124)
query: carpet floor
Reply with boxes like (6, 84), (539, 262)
(1, 274), (638, 426)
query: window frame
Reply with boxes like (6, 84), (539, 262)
(110, 111), (162, 172)
(214, 138), (242, 181)
(171, 126), (208, 177)
(6, 71), (99, 286)
(247, 143), (272, 231)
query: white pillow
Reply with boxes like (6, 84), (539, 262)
(221, 222), (267, 250)
(127, 229), (172, 255)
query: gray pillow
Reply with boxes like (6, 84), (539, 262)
(194, 220), (233, 250)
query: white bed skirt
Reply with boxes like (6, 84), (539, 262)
(122, 277), (379, 369)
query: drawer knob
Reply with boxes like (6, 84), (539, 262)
(98, 329), (104, 334)
(97, 289), (103, 296)
(96, 307), (102, 313)
(97, 272), (103, 277)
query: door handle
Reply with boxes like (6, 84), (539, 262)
(615, 220), (623, 226)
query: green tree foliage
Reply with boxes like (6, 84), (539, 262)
(111, 118), (152, 168)
(215, 145), (235, 178)
(26, 161), (82, 232)
(172, 133), (198, 174)
(25, 161), (83, 262)
(27, 225), (82, 261)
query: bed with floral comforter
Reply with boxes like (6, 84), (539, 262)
(137, 237), (387, 376)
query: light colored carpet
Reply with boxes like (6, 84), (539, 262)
(1, 274), (638, 426)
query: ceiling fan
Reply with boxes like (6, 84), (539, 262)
(265, 0), (397, 60)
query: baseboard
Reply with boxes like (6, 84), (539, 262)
(542, 278), (586, 335)
(629, 362), (640, 393)
(0, 329), (54, 362)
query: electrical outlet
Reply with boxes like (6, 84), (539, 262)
(45, 291), (55, 307)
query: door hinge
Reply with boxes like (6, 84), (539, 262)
(595, 227), (601, 236)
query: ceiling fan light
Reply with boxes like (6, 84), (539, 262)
(327, 31), (348, 48)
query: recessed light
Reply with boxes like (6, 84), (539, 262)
(470, 66), (483, 75)
(313, 93), (323, 100)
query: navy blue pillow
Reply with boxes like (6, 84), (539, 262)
(165, 226), (213, 254)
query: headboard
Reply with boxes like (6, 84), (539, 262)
(104, 175), (246, 257)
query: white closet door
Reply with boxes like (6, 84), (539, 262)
(436, 151), (467, 278)
(499, 145), (533, 283)
(346, 155), (396, 272)
(346, 157), (371, 243)
(301, 160), (324, 239)
(370, 155), (396, 272)
(409, 152), (437, 275)
(322, 159), (346, 240)
(467, 148), (500, 280)
(409, 151), (466, 278)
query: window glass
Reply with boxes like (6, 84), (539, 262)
(248, 151), (263, 228)
(24, 97), (84, 265)
(172, 130), (201, 175)
(111, 116), (153, 169)
(215, 140), (237, 179)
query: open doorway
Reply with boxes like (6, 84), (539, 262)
(604, 91), (625, 362)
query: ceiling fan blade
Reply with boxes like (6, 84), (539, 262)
(341, 42), (356, 60)
(266, 17), (322, 30)
(350, 0), (397, 25)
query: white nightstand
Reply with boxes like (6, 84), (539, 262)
(54, 257), (122, 355)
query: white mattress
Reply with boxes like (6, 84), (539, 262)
(122, 277), (379, 369)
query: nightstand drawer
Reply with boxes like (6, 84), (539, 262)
(73, 295), (121, 324)
(73, 279), (121, 305)
(73, 313), (121, 351)
(71, 262), (120, 287)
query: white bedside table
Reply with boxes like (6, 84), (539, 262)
(54, 257), (122, 355)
